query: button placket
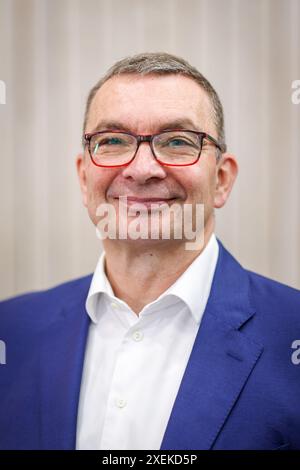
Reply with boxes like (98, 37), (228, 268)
(115, 398), (127, 408)
(132, 330), (144, 342)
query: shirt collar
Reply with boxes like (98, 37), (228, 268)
(159, 233), (219, 323)
(86, 234), (219, 324)
(85, 251), (112, 323)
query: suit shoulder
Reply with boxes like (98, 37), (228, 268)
(247, 269), (300, 298)
(0, 274), (93, 307)
(0, 274), (92, 329)
(247, 269), (300, 322)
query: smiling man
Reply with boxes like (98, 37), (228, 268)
(77, 68), (236, 314)
(0, 52), (300, 451)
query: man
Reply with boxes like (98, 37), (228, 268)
(0, 52), (300, 450)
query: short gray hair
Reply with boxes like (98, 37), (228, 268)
(82, 52), (226, 152)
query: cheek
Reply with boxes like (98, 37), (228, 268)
(181, 170), (208, 201)
(86, 168), (115, 200)
(85, 169), (116, 220)
(182, 165), (216, 208)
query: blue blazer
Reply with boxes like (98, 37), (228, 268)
(0, 240), (300, 450)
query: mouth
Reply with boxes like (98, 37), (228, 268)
(113, 196), (178, 209)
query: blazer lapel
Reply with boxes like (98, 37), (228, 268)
(38, 277), (91, 449)
(160, 241), (264, 450)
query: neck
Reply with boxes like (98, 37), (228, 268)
(102, 219), (215, 315)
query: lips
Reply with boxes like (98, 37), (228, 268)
(114, 196), (177, 209)
(125, 197), (175, 202)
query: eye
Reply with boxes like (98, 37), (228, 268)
(93, 137), (127, 153)
(164, 137), (198, 149)
(168, 138), (189, 147)
(101, 137), (125, 145)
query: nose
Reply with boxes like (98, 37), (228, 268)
(121, 141), (167, 184)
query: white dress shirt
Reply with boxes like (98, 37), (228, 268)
(76, 234), (219, 450)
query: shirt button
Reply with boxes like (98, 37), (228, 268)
(116, 398), (127, 408)
(132, 330), (144, 342)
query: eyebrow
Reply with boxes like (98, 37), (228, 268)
(89, 118), (200, 134)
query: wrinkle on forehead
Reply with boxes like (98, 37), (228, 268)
(86, 74), (216, 137)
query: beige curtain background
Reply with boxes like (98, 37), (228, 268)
(0, 0), (299, 300)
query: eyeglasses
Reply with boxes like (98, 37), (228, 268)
(84, 129), (224, 168)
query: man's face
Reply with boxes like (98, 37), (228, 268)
(77, 74), (236, 247)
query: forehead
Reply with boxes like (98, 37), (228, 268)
(86, 74), (215, 134)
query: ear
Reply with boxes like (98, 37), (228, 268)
(214, 153), (238, 208)
(76, 153), (88, 207)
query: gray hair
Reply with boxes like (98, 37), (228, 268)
(82, 52), (226, 153)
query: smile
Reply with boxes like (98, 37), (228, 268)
(114, 196), (178, 209)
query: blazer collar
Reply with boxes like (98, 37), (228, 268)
(39, 276), (92, 449)
(160, 239), (264, 450)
